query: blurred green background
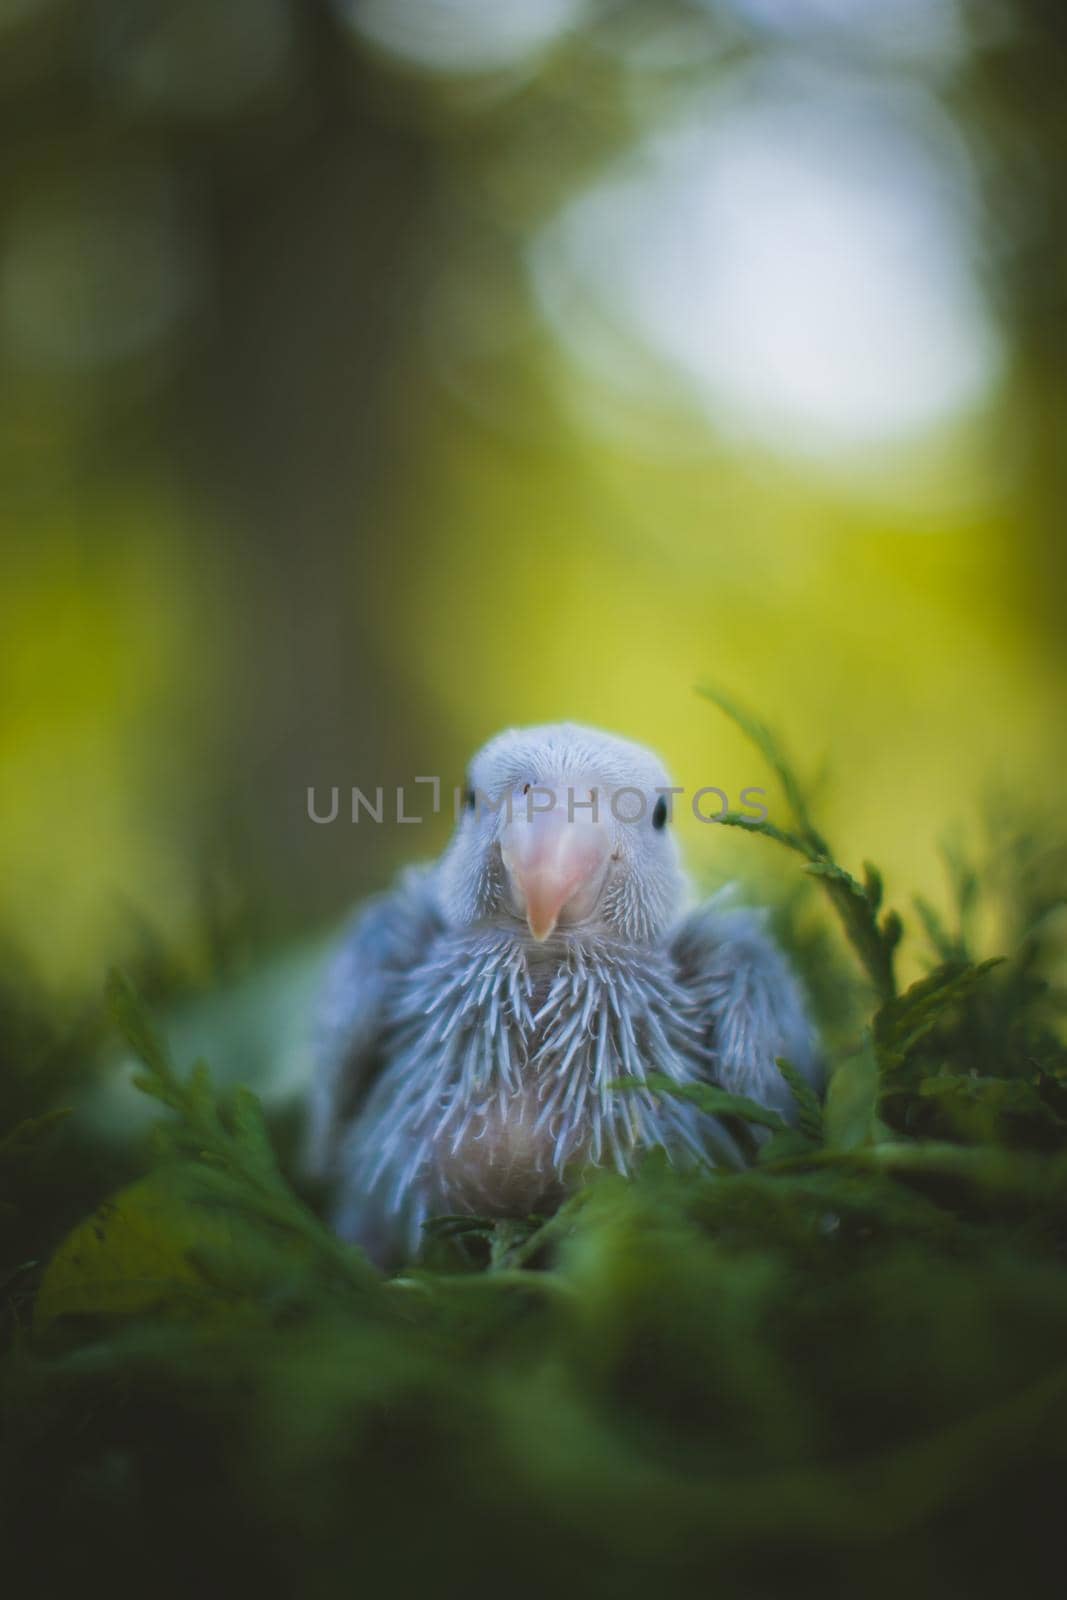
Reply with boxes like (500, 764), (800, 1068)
(7, 13), (1067, 1594)
(3, 0), (1066, 1000)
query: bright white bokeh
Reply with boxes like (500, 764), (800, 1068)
(338, 0), (586, 76)
(710, 0), (967, 68)
(530, 63), (1002, 460)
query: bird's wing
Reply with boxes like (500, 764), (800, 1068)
(669, 899), (821, 1123)
(306, 866), (444, 1175)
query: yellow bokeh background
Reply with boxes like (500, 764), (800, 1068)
(2, 0), (1064, 997)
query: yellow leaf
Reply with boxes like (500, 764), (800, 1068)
(35, 1167), (255, 1331)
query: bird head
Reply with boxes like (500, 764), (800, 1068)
(437, 724), (689, 945)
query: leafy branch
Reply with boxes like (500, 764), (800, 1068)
(698, 684), (902, 1002)
(615, 1062), (824, 1162)
(106, 970), (378, 1294)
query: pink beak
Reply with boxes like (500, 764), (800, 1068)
(500, 800), (611, 942)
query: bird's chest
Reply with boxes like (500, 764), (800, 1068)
(429, 1073), (573, 1217)
(415, 970), (602, 1214)
(387, 935), (690, 1215)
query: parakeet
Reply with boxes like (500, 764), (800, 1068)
(308, 724), (820, 1265)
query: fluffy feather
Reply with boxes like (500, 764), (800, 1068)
(309, 723), (819, 1264)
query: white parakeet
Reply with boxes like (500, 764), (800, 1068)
(308, 724), (819, 1264)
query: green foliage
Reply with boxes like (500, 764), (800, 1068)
(618, 1070), (790, 1132)
(4, 709), (1067, 1598)
(106, 970), (380, 1300)
(776, 1055), (825, 1142)
(698, 683), (903, 1001)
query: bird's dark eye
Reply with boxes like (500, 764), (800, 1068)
(522, 782), (531, 795)
(652, 796), (668, 831)
(464, 786), (476, 812)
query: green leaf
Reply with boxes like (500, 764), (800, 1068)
(912, 894), (961, 964)
(698, 686), (899, 1002)
(804, 860), (868, 898)
(862, 862), (884, 914)
(106, 968), (179, 1094)
(875, 960), (1004, 1076)
(616, 1073), (789, 1133)
(105, 969), (379, 1293)
(776, 1058), (824, 1143)
(823, 1034), (882, 1151)
(696, 683), (828, 854)
(874, 959), (1009, 1141)
(917, 1073), (1067, 1146)
(714, 812), (818, 859)
(34, 1168), (270, 1330)
(757, 1128), (821, 1165)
